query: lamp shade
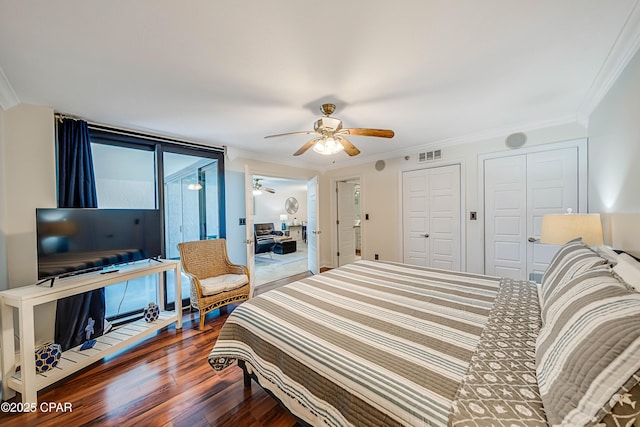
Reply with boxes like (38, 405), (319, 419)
(540, 213), (604, 246)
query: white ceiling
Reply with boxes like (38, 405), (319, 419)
(1, 1), (639, 170)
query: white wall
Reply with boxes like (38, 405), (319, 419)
(323, 122), (587, 273)
(588, 46), (640, 255)
(224, 169), (247, 265)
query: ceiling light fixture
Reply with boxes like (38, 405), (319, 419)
(313, 136), (344, 155)
(252, 188), (262, 196)
(187, 183), (202, 191)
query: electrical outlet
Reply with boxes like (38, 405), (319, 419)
(365, 213), (369, 220)
(374, 254), (379, 260)
(470, 211), (477, 221)
(239, 218), (246, 225)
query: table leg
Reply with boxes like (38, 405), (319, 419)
(174, 266), (182, 330)
(18, 304), (37, 404)
(1, 300), (16, 400)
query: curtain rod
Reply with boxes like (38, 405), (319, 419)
(54, 113), (227, 155)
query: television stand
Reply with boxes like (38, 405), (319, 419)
(0, 259), (182, 405)
(35, 277), (55, 287)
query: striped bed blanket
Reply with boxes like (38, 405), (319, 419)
(208, 260), (545, 426)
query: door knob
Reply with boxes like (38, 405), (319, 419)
(422, 233), (430, 238)
(528, 237), (539, 243)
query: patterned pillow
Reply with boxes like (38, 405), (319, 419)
(536, 268), (640, 426)
(540, 238), (607, 310)
(599, 374), (640, 427)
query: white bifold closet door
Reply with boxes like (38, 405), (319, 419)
(337, 181), (357, 267)
(484, 147), (578, 281)
(402, 164), (461, 270)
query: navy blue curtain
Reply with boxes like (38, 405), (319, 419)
(55, 119), (105, 351)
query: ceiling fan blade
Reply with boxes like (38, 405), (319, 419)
(340, 128), (395, 138)
(264, 130), (318, 139)
(337, 136), (360, 157)
(293, 138), (320, 156)
(264, 188), (276, 194)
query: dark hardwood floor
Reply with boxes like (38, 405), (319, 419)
(0, 270), (319, 427)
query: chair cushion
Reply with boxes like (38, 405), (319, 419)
(200, 274), (249, 296)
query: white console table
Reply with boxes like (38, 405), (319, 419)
(0, 259), (182, 404)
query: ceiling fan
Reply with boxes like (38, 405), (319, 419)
(265, 103), (395, 157)
(253, 178), (275, 195)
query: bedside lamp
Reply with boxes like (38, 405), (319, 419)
(540, 211), (604, 246)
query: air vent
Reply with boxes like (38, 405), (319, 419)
(417, 150), (441, 163)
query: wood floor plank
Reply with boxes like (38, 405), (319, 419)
(0, 273), (317, 427)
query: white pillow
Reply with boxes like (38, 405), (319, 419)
(613, 253), (640, 291)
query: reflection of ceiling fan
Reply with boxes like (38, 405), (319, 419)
(253, 178), (275, 195)
(265, 103), (395, 157)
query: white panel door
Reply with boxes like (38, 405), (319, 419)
(402, 165), (461, 270)
(527, 148), (578, 278)
(337, 181), (357, 267)
(307, 176), (320, 274)
(429, 165), (461, 270)
(403, 169), (430, 266)
(484, 147), (579, 281)
(484, 156), (527, 280)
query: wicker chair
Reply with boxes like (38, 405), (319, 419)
(177, 239), (251, 330)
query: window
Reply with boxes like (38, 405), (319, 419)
(163, 151), (223, 302)
(84, 127), (225, 320)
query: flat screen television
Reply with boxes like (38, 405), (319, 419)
(36, 208), (162, 280)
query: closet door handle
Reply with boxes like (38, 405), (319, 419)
(528, 237), (539, 243)
(421, 233), (430, 238)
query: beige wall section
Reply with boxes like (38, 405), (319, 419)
(3, 103), (57, 343)
(588, 46), (640, 256)
(0, 108), (7, 291)
(323, 122), (587, 273)
(4, 104), (57, 287)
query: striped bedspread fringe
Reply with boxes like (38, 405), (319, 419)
(209, 260), (504, 426)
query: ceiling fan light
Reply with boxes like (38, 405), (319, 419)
(313, 136), (343, 155)
(252, 188), (262, 196)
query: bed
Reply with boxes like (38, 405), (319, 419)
(208, 240), (640, 427)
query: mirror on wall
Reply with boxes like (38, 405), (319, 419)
(285, 197), (299, 214)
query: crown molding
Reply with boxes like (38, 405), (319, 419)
(0, 67), (19, 110)
(579, 0), (640, 116)
(358, 114), (581, 165)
